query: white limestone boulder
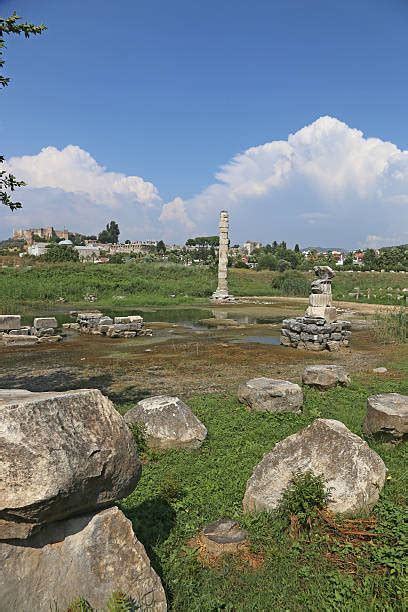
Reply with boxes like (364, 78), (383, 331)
(125, 396), (207, 449)
(302, 365), (350, 389)
(0, 388), (141, 539)
(363, 393), (408, 441)
(238, 377), (303, 413)
(33, 317), (58, 329)
(0, 315), (21, 331)
(0, 506), (166, 611)
(243, 419), (386, 515)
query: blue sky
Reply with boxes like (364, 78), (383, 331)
(1, 0), (408, 247)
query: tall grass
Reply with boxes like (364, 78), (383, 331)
(374, 306), (408, 344)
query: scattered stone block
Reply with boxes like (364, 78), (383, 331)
(8, 328), (30, 336)
(201, 519), (248, 556)
(302, 365), (350, 389)
(243, 419), (386, 515)
(33, 317), (58, 330)
(238, 378), (303, 413)
(363, 393), (408, 441)
(0, 388), (141, 539)
(0, 315), (21, 331)
(1, 336), (39, 347)
(373, 367), (387, 374)
(0, 507), (166, 612)
(125, 396), (207, 449)
(37, 335), (63, 344)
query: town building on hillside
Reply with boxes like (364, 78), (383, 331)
(74, 245), (102, 260)
(27, 243), (49, 257)
(109, 241), (158, 254)
(243, 240), (262, 255)
(13, 227), (69, 244)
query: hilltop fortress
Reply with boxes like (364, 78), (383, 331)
(13, 227), (69, 244)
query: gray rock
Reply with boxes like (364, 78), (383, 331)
(201, 519), (247, 556)
(1, 335), (39, 347)
(0, 388), (141, 539)
(125, 395), (207, 449)
(243, 419), (386, 515)
(33, 317), (58, 330)
(373, 367), (387, 374)
(0, 315), (21, 331)
(0, 506), (166, 612)
(364, 393), (408, 441)
(238, 377), (303, 413)
(302, 365), (350, 389)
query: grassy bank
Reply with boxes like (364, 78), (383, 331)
(121, 372), (408, 611)
(0, 262), (407, 313)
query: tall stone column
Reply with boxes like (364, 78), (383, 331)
(212, 210), (234, 301)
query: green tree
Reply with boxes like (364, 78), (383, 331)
(156, 239), (166, 254)
(98, 221), (120, 244)
(42, 244), (79, 263)
(1, 13), (46, 209)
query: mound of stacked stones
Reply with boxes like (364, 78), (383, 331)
(280, 266), (351, 351)
(0, 388), (166, 611)
(0, 315), (62, 346)
(64, 311), (153, 338)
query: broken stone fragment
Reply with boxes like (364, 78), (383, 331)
(125, 396), (207, 449)
(33, 317), (58, 330)
(363, 393), (408, 441)
(0, 507), (166, 612)
(0, 315), (21, 331)
(302, 365), (350, 389)
(238, 377), (303, 413)
(0, 388), (141, 539)
(243, 419), (386, 515)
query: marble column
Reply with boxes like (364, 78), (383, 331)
(212, 210), (234, 301)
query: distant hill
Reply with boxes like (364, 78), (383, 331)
(301, 246), (348, 253)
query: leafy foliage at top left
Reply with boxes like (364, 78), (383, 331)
(0, 12), (46, 209)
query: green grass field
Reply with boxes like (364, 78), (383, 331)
(120, 370), (408, 611)
(0, 262), (407, 313)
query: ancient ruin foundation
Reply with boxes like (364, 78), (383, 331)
(280, 266), (351, 351)
(212, 210), (236, 303)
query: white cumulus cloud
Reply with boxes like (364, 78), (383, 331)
(1, 117), (408, 247)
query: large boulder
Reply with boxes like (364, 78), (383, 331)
(302, 365), (350, 390)
(0, 506), (167, 611)
(364, 393), (408, 441)
(0, 388), (141, 539)
(0, 315), (21, 331)
(243, 419), (386, 515)
(238, 377), (303, 413)
(125, 396), (207, 449)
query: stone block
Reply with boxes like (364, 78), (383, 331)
(238, 378), (303, 413)
(33, 317), (58, 330)
(0, 315), (21, 331)
(363, 393), (408, 441)
(2, 336), (39, 347)
(303, 365), (350, 389)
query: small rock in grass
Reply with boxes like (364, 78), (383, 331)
(302, 365), (350, 390)
(363, 393), (408, 441)
(238, 377), (303, 413)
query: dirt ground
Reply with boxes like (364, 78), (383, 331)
(1, 300), (404, 404)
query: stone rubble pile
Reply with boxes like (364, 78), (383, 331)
(0, 388), (166, 611)
(63, 311), (153, 338)
(281, 317), (352, 351)
(280, 266), (352, 351)
(0, 315), (62, 346)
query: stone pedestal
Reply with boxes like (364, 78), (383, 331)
(280, 317), (351, 351)
(280, 265), (351, 351)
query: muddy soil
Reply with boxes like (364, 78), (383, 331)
(0, 302), (402, 404)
